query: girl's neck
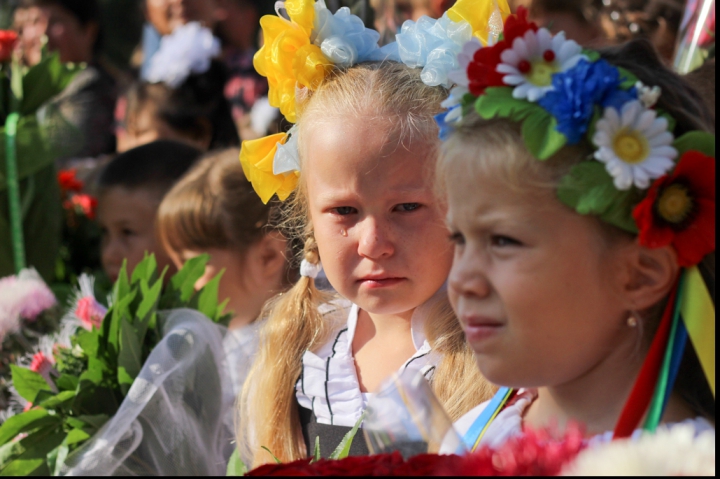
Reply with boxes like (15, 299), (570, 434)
(525, 331), (646, 436)
(523, 332), (698, 436)
(352, 308), (417, 393)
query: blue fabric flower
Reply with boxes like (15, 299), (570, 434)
(394, 13), (472, 87)
(539, 59), (635, 144)
(435, 107), (459, 141)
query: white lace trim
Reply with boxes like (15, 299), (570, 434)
(296, 295), (443, 428)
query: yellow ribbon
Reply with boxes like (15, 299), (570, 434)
(239, 133), (300, 204)
(253, 0), (332, 123)
(680, 266), (715, 397)
(447, 0), (511, 44)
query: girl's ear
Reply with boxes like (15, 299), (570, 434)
(256, 231), (288, 278)
(621, 242), (679, 312)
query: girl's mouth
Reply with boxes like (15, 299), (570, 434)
(460, 315), (504, 343)
(357, 276), (406, 288)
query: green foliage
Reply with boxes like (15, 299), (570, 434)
(557, 162), (645, 233)
(673, 131), (715, 158)
(0, 254), (230, 475)
(329, 414), (364, 460)
(226, 449), (248, 476)
(19, 53), (83, 117)
(475, 87), (567, 160)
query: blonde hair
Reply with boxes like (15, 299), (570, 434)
(157, 148), (284, 268)
(238, 62), (495, 467)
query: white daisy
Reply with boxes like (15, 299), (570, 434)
(593, 100), (677, 190)
(496, 28), (585, 102)
(447, 37), (482, 88)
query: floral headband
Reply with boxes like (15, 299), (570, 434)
(437, 7), (715, 439)
(239, 0), (511, 204)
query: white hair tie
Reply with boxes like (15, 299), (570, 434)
(300, 260), (323, 279)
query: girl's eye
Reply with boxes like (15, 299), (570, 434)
(449, 232), (465, 245)
(121, 228), (136, 237)
(332, 206), (357, 216)
(491, 235), (522, 247)
(394, 203), (421, 212)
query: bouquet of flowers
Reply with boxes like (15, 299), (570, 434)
(0, 254), (232, 475)
(244, 424), (715, 476)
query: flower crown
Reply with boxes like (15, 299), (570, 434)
(240, 0), (511, 204)
(144, 22), (221, 88)
(438, 7), (715, 269)
(437, 7), (715, 435)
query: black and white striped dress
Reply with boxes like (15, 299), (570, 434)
(295, 298), (441, 457)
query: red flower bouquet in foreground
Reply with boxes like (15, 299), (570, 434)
(247, 426), (586, 476)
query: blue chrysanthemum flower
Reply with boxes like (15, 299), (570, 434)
(539, 59), (634, 144)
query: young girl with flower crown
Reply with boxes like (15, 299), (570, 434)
(236, 0), (511, 467)
(436, 7), (715, 452)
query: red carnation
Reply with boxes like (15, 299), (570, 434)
(58, 169), (84, 192)
(0, 30), (18, 63)
(633, 150), (715, 267)
(466, 6), (538, 96)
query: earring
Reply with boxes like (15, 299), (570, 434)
(627, 313), (639, 327)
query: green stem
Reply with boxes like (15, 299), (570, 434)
(5, 111), (25, 273)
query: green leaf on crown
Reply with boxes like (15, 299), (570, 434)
(616, 67), (639, 90)
(673, 131), (715, 158)
(475, 87), (566, 160)
(557, 162), (644, 234)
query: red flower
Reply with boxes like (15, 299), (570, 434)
(58, 169), (84, 192)
(0, 30), (18, 63)
(633, 150), (715, 267)
(64, 194), (98, 220)
(245, 425), (586, 476)
(466, 6), (538, 96)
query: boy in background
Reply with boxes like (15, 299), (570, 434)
(96, 140), (201, 282)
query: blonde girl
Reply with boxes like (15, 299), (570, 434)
(437, 7), (714, 451)
(237, 0), (507, 466)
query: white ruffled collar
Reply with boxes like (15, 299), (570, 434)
(296, 293), (444, 428)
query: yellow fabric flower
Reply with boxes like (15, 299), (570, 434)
(285, 0), (315, 36)
(447, 0), (511, 44)
(239, 133), (300, 204)
(253, 0), (332, 123)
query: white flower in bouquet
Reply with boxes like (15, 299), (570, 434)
(144, 22), (221, 89)
(561, 424), (715, 476)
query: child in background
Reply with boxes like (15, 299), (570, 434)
(157, 148), (292, 395)
(437, 10), (714, 451)
(237, 0), (502, 466)
(96, 140), (202, 282)
(116, 21), (239, 153)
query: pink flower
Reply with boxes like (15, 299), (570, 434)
(75, 296), (107, 330)
(0, 269), (57, 344)
(67, 274), (107, 331)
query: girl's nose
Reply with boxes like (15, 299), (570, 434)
(357, 217), (394, 260)
(448, 249), (491, 299)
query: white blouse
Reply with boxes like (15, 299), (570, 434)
(295, 298), (442, 428)
(451, 389), (715, 451)
(223, 321), (262, 397)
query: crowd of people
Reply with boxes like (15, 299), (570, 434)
(0, 0), (715, 475)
